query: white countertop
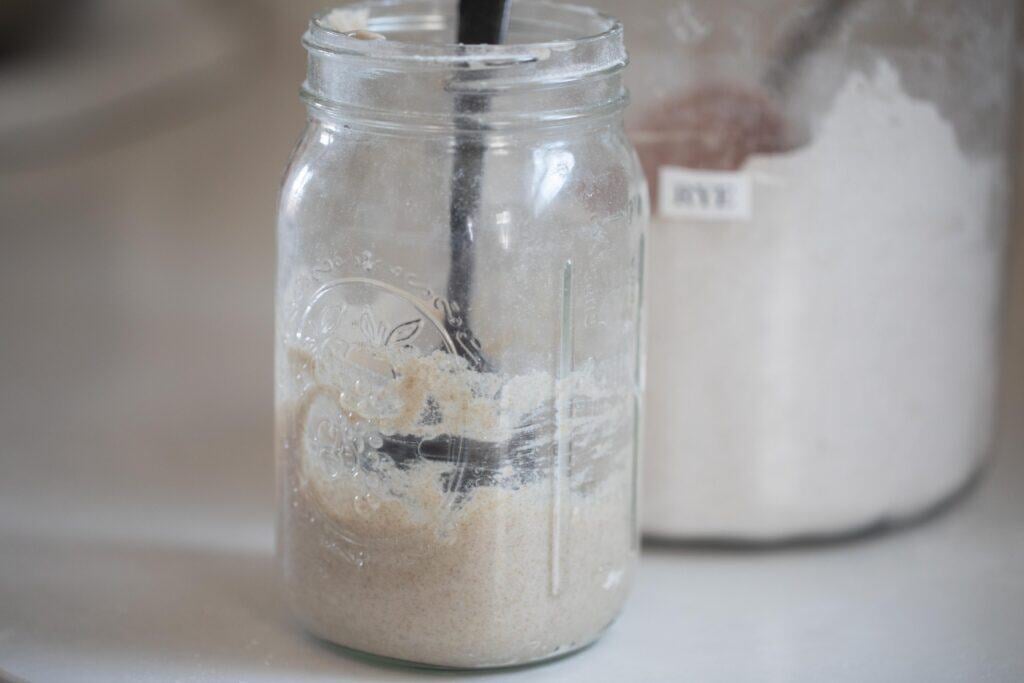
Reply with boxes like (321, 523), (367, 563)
(2, 423), (1023, 682)
(1, 2), (1023, 680)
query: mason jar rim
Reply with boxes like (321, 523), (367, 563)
(301, 0), (628, 131)
(303, 0), (624, 73)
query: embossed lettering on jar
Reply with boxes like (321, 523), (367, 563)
(275, 1), (646, 669)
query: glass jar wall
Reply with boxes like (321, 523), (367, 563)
(592, 0), (1016, 540)
(276, 1), (645, 668)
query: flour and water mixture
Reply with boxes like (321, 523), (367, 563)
(277, 290), (636, 666)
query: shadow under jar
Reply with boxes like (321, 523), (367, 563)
(276, 1), (646, 669)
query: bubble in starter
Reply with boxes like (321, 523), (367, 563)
(357, 250), (378, 271)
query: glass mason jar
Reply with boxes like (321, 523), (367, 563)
(276, 1), (645, 669)
(591, 0), (1016, 540)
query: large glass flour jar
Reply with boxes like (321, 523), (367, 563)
(592, 0), (1016, 540)
(276, 1), (645, 668)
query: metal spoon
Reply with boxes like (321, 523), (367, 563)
(444, 0), (511, 373)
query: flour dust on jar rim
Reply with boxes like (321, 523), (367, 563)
(275, 0), (647, 669)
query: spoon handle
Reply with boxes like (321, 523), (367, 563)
(763, 0), (861, 96)
(457, 0), (511, 44)
(446, 0), (510, 372)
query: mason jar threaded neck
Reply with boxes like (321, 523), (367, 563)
(301, 0), (628, 131)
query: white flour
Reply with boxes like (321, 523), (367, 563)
(643, 61), (1006, 539)
(278, 339), (635, 666)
